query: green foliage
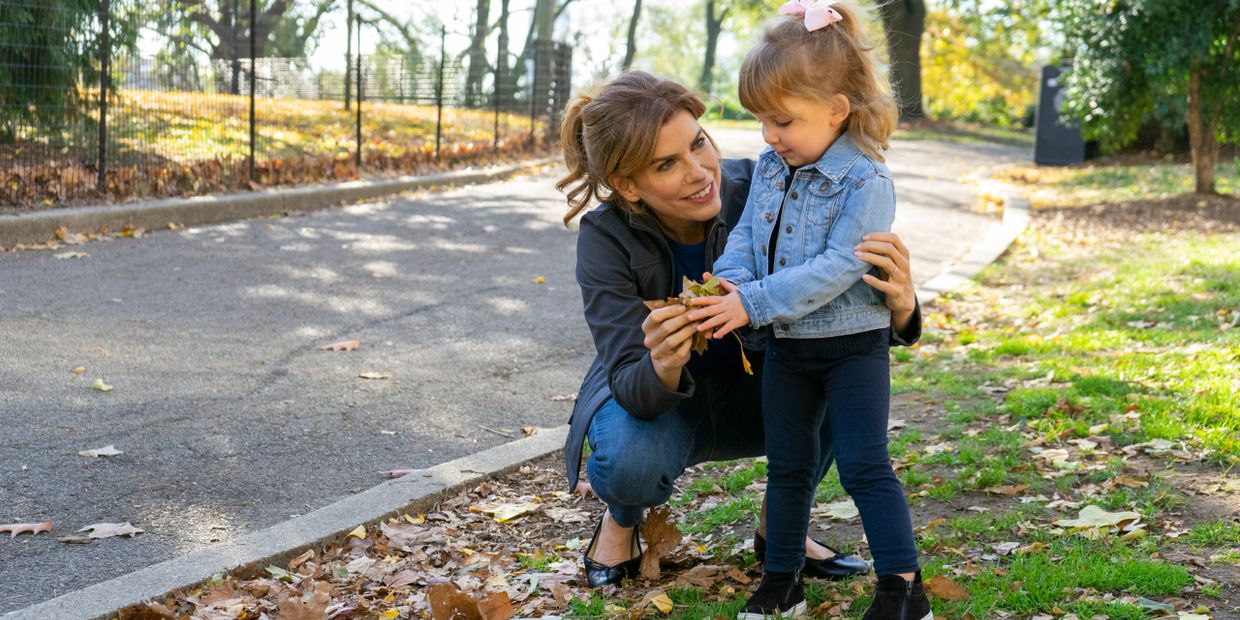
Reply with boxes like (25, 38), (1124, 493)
(920, 1), (1050, 127)
(0, 0), (137, 138)
(1056, 0), (1240, 153)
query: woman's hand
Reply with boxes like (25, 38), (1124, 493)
(854, 232), (916, 331)
(642, 303), (698, 391)
(687, 276), (750, 340)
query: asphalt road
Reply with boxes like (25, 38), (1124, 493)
(0, 132), (1025, 612)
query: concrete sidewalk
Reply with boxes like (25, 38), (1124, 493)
(0, 135), (1029, 617)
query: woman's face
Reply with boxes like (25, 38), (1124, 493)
(611, 109), (722, 242)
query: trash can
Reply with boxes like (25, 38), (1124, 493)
(1034, 65), (1086, 166)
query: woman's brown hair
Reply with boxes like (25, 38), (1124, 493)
(557, 71), (707, 227)
(738, 1), (897, 161)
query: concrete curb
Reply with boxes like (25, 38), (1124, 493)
(916, 173), (1031, 303)
(3, 425), (570, 620)
(0, 157), (558, 249)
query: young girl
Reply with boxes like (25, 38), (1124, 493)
(689, 2), (931, 619)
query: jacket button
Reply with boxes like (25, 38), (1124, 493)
(819, 181), (829, 191)
(790, 191), (799, 200)
(779, 257), (786, 266)
(785, 225), (792, 234)
(764, 212), (774, 222)
(776, 182), (785, 190)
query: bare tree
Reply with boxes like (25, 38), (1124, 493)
(877, 0), (927, 121)
(465, 0), (493, 107)
(699, 0), (726, 94)
(622, 0), (642, 71)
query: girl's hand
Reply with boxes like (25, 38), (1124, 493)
(641, 303), (698, 390)
(854, 232), (916, 328)
(687, 277), (750, 339)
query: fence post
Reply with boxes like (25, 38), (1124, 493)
(248, 0), (256, 181)
(435, 26), (446, 158)
(355, 14), (363, 170)
(97, 0), (110, 193)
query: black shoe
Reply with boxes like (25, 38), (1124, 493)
(754, 533), (871, 580)
(581, 513), (642, 588)
(861, 572), (933, 620)
(737, 570), (807, 620)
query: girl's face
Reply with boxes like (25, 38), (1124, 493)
(611, 109), (722, 243)
(754, 94), (850, 167)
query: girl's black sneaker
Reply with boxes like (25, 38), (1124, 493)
(861, 572), (933, 620)
(737, 570), (807, 620)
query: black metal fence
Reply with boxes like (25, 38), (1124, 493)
(0, 1), (573, 209)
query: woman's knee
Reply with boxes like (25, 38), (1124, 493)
(588, 449), (680, 507)
(835, 456), (898, 495)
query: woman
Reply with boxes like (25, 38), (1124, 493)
(556, 71), (921, 588)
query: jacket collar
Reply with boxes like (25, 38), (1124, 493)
(758, 130), (866, 184)
(623, 205), (725, 245)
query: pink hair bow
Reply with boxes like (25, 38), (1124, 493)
(778, 0), (843, 31)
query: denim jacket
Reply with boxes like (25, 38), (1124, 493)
(713, 131), (896, 339)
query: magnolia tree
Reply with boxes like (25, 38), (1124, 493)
(1057, 0), (1240, 194)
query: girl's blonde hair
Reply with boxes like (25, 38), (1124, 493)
(738, 1), (897, 161)
(557, 71), (708, 226)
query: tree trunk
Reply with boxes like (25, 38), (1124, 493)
(700, 0), (725, 94)
(877, 0), (926, 121)
(344, 0), (353, 111)
(622, 0), (641, 72)
(465, 0), (491, 107)
(1187, 69), (1219, 194)
(497, 0), (510, 109)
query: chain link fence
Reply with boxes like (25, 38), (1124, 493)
(0, 1), (573, 210)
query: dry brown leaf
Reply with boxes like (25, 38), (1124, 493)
(985, 483), (1030, 496)
(521, 426), (538, 436)
(275, 581), (331, 620)
(320, 339), (360, 352)
(924, 574), (970, 601)
(674, 564), (727, 588)
(639, 507), (683, 580)
(428, 583), (482, 620)
(550, 583), (572, 607)
(477, 591), (512, 620)
(0, 521), (52, 538)
(1112, 475), (1149, 489)
(287, 549), (315, 571)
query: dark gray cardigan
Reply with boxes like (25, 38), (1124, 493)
(563, 158), (921, 491)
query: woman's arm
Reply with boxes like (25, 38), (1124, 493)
(576, 217), (697, 418)
(854, 231), (921, 344)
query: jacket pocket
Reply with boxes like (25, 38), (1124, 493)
(804, 178), (847, 228)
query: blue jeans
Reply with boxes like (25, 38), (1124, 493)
(762, 334), (919, 576)
(586, 362), (840, 529)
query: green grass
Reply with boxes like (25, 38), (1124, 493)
(897, 232), (1240, 462)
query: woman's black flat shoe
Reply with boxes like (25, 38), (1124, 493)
(582, 514), (643, 588)
(754, 533), (870, 580)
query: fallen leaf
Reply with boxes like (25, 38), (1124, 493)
(650, 592), (674, 614)
(321, 339), (360, 352)
(821, 499), (859, 521)
(550, 393), (577, 402)
(0, 521), (52, 538)
(77, 522), (144, 539)
(428, 583), (482, 620)
(275, 582), (331, 620)
(985, 483), (1029, 496)
(358, 371), (390, 380)
(92, 378), (113, 392)
(345, 525), (367, 539)
(924, 574), (970, 601)
(477, 591), (512, 620)
(533, 276), (545, 284)
(472, 501), (540, 523)
(521, 426), (538, 436)
(54, 251), (88, 259)
(674, 564), (727, 588)
(1055, 505), (1142, 530)
(287, 549), (315, 570)
(639, 507), (683, 580)
(79, 445), (123, 458)
(72, 366), (86, 374)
